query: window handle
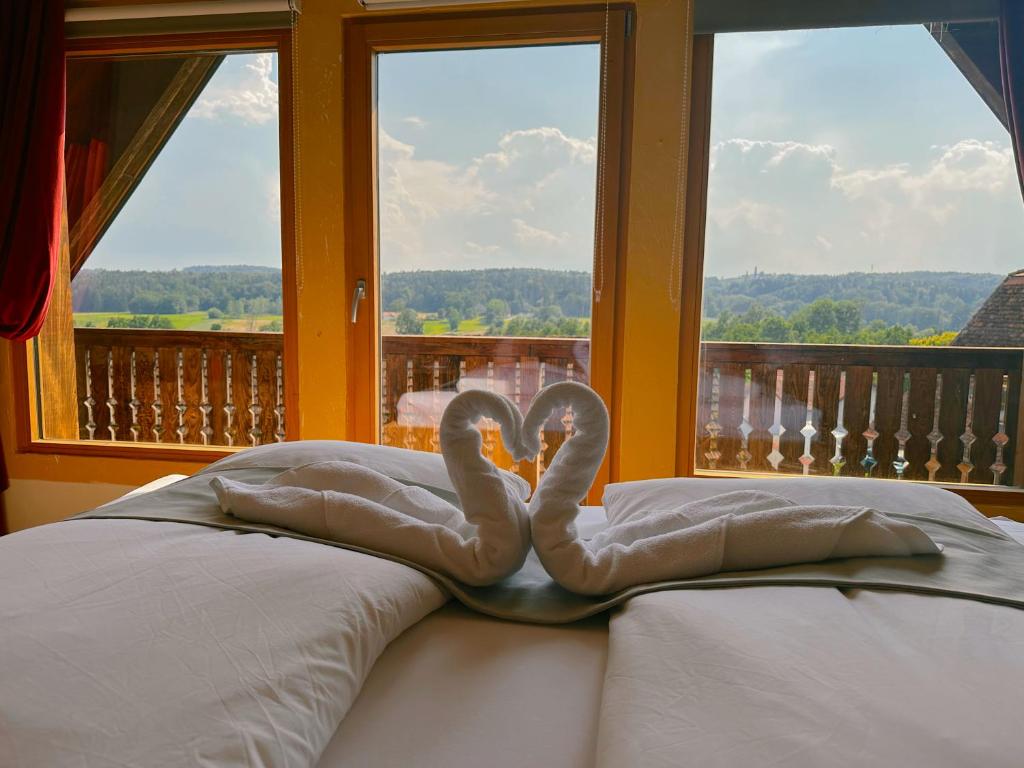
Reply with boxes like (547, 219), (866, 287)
(350, 278), (367, 324)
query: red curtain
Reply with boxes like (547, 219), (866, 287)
(1001, 0), (1024, 201)
(0, 2), (65, 531)
(0, 1), (65, 342)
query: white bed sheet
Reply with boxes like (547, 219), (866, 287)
(102, 478), (1024, 768)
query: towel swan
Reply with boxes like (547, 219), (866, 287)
(211, 388), (532, 586)
(522, 381), (940, 596)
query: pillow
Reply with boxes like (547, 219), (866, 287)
(602, 475), (1002, 532)
(197, 439), (532, 501)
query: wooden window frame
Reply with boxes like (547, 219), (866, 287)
(9, 28), (299, 462)
(676, 32), (1024, 511)
(342, 5), (635, 496)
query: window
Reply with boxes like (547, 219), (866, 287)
(344, 9), (630, 493)
(694, 21), (1024, 488)
(30, 39), (294, 451)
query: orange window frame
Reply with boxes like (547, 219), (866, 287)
(9, 28), (300, 462)
(341, 6), (635, 498)
(675, 32), (1024, 515)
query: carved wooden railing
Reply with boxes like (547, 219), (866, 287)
(697, 343), (1022, 486)
(72, 328), (1022, 487)
(73, 328), (285, 446)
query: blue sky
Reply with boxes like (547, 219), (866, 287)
(85, 25), (1024, 277)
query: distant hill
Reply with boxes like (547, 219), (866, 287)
(702, 271), (1002, 332)
(73, 267), (283, 315)
(382, 268), (592, 318)
(73, 266), (1003, 334)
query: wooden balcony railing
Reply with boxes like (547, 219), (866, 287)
(697, 343), (1022, 486)
(73, 328), (285, 446)
(71, 328), (1022, 487)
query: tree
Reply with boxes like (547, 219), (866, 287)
(395, 308), (423, 335)
(446, 308), (463, 332)
(208, 307), (224, 319)
(484, 299), (509, 325)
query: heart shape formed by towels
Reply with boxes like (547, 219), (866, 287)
(521, 381), (941, 595)
(212, 379), (939, 595)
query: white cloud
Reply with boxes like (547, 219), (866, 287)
(378, 126), (597, 271)
(705, 137), (1024, 276)
(190, 53), (278, 125)
(401, 116), (427, 129)
(513, 218), (569, 247)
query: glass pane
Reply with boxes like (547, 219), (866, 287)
(697, 23), (1024, 486)
(376, 45), (600, 485)
(40, 51), (286, 446)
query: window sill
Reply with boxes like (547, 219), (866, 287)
(18, 438), (242, 463)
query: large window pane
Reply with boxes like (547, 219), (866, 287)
(39, 50), (286, 447)
(375, 44), (600, 485)
(697, 24), (1024, 486)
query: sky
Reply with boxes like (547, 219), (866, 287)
(85, 53), (282, 270)
(84, 25), (1024, 278)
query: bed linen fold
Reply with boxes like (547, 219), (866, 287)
(596, 587), (1024, 767)
(74, 471), (1024, 624)
(0, 517), (447, 768)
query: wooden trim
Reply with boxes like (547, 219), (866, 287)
(10, 341), (36, 451)
(276, 31), (301, 441)
(36, 199), (81, 439)
(12, 28), (299, 458)
(607, 4), (636, 488)
(343, 18), (378, 444)
(64, 29), (289, 56)
(18, 438), (239, 463)
(930, 23), (1006, 129)
(675, 33), (714, 477)
(952, 484), (1024, 508)
(342, 5), (633, 501)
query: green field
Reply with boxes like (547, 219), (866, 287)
(382, 313), (489, 336)
(74, 312), (284, 333)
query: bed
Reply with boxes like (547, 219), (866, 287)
(1, 443), (1023, 768)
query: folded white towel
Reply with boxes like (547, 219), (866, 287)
(211, 389), (531, 586)
(522, 381), (941, 595)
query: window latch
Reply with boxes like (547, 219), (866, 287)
(350, 278), (367, 324)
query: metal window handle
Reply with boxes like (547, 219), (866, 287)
(350, 279), (367, 324)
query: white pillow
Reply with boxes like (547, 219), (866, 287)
(602, 476), (1002, 532)
(991, 517), (1024, 545)
(197, 439), (532, 501)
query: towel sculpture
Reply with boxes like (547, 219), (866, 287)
(213, 380), (939, 594)
(211, 389), (531, 586)
(524, 382), (940, 595)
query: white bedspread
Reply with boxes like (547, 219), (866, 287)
(0, 518), (446, 768)
(597, 586), (1024, 767)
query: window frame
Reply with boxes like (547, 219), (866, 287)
(341, 6), (635, 498)
(9, 28), (300, 461)
(676, 28), (1024, 511)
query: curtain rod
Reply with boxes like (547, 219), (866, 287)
(65, 1), (301, 23)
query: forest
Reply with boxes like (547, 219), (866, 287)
(71, 266), (1001, 342)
